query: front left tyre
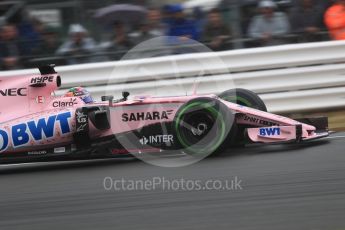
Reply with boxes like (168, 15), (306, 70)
(173, 97), (236, 156)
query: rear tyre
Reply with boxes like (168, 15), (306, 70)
(218, 88), (267, 112)
(173, 98), (235, 156)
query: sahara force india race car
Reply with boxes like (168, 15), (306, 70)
(0, 65), (329, 163)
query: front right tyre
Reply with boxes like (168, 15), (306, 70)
(218, 88), (267, 112)
(218, 88), (267, 147)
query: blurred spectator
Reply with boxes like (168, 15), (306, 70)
(56, 24), (96, 65)
(130, 23), (154, 45)
(203, 8), (232, 51)
(0, 24), (26, 70)
(193, 7), (207, 40)
(147, 8), (166, 37)
(291, 0), (331, 11)
(32, 27), (60, 56)
(247, 0), (290, 46)
(130, 8), (165, 45)
(17, 18), (44, 54)
(100, 21), (133, 60)
(290, 0), (323, 42)
(166, 4), (199, 44)
(324, 0), (345, 40)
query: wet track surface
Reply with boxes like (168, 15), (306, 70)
(1, 133), (345, 230)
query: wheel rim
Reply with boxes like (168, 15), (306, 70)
(175, 102), (226, 155)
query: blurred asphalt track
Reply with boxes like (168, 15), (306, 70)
(1, 133), (345, 230)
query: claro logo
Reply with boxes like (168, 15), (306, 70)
(0, 88), (27, 96)
(53, 98), (78, 108)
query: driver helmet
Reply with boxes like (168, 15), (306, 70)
(65, 87), (94, 104)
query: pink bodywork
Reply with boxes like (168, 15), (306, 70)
(0, 72), (327, 154)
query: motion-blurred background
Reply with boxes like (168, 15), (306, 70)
(0, 0), (340, 70)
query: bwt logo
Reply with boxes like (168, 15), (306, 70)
(0, 112), (72, 152)
(259, 127), (281, 136)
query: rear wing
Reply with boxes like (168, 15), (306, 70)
(39, 64), (57, 75)
(0, 65), (62, 122)
(30, 65), (61, 88)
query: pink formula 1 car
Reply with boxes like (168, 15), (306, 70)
(0, 65), (329, 163)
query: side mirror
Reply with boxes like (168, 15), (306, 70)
(101, 96), (114, 102)
(122, 92), (130, 101)
(102, 95), (114, 106)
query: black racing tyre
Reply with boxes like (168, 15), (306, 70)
(173, 97), (236, 156)
(218, 88), (267, 112)
(219, 88), (267, 147)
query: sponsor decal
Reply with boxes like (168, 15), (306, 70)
(54, 147), (66, 153)
(77, 124), (87, 132)
(259, 128), (281, 136)
(36, 96), (45, 104)
(53, 98), (78, 108)
(0, 88), (27, 97)
(76, 111), (87, 123)
(0, 112), (72, 153)
(111, 149), (129, 155)
(31, 76), (54, 84)
(241, 115), (278, 126)
(28, 150), (47, 155)
(111, 148), (158, 155)
(76, 110), (88, 132)
(139, 135), (174, 145)
(122, 110), (173, 122)
(0, 130), (9, 152)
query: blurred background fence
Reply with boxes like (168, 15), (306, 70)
(0, 0), (338, 71)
